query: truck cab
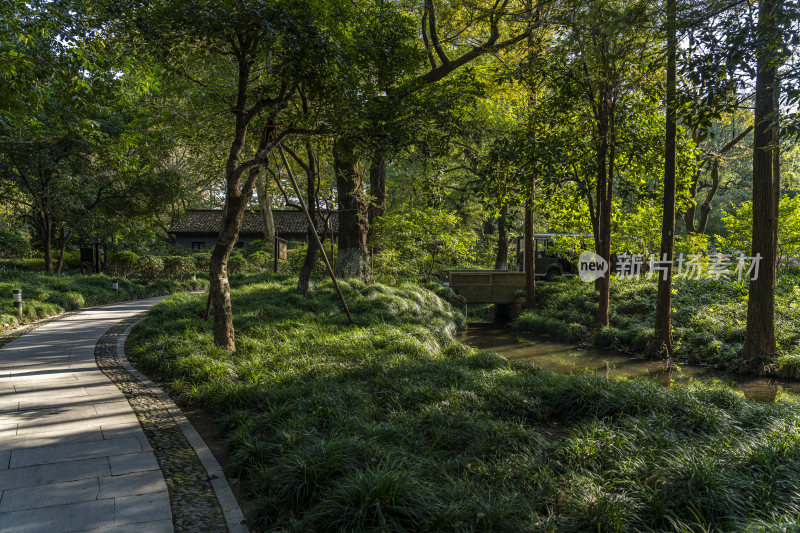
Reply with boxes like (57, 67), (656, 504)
(516, 233), (582, 280)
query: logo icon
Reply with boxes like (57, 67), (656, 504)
(578, 251), (608, 282)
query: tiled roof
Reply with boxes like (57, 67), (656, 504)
(169, 209), (337, 236)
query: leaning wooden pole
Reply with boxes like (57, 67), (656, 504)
(276, 144), (354, 324)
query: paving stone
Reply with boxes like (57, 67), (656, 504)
(16, 392), (122, 412)
(0, 427), (105, 451)
(1, 403), (98, 429)
(10, 437), (143, 468)
(114, 491), (172, 525)
(97, 470), (167, 499)
(76, 518), (174, 533)
(92, 400), (133, 416)
(14, 411), (139, 436)
(0, 300), (233, 532)
(100, 424), (152, 452)
(109, 451), (160, 475)
(0, 498), (114, 533)
(0, 457), (110, 491)
(0, 477), (100, 512)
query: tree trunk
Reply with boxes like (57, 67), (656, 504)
(256, 175), (275, 244)
(334, 137), (370, 280)
(653, 0), (677, 357)
(494, 205), (509, 270)
(691, 126), (753, 234)
(683, 128), (701, 234)
(595, 102), (613, 327)
(55, 230), (72, 274)
(209, 70), (254, 352)
(40, 215), (53, 274)
(210, 188), (249, 352)
(742, 0), (779, 362)
(696, 158), (720, 234)
(368, 149), (387, 231)
(773, 80), (781, 268)
(524, 199), (535, 308)
(298, 142), (321, 296)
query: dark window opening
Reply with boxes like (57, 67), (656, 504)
(192, 241), (206, 250)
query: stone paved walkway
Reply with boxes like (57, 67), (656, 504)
(0, 298), (175, 532)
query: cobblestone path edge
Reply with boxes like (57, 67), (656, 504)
(95, 314), (249, 533)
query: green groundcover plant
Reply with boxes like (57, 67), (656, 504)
(129, 273), (800, 532)
(0, 271), (206, 328)
(518, 268), (800, 370)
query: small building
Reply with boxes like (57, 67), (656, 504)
(169, 209), (338, 250)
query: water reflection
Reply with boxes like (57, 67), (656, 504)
(460, 324), (799, 402)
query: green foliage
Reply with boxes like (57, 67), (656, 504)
(0, 271), (205, 328)
(47, 291), (86, 310)
(192, 250), (212, 272)
(137, 256), (164, 284)
(719, 197), (800, 260)
(0, 228), (31, 258)
(227, 253), (249, 275)
(129, 273), (800, 531)
(247, 250), (270, 271)
(372, 206), (487, 282)
(0, 258), (46, 272)
(675, 233), (711, 256)
(162, 256), (195, 280)
(107, 251), (141, 279)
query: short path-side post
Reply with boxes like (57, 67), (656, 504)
(12, 289), (21, 319)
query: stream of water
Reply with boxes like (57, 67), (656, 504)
(461, 324), (800, 402)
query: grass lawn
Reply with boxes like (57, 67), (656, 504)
(0, 270), (206, 329)
(128, 273), (800, 532)
(517, 268), (800, 371)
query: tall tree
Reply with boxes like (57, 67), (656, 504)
(652, 0), (678, 355)
(332, 0), (541, 280)
(132, 0), (343, 351)
(742, 0), (782, 361)
(553, 0), (658, 326)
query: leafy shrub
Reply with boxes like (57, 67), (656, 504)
(517, 311), (556, 335)
(20, 300), (61, 320)
(228, 253), (249, 275)
(0, 313), (19, 328)
(107, 251), (141, 279)
(0, 228), (31, 258)
(46, 291), (86, 310)
(241, 240), (270, 256)
(279, 243), (328, 276)
(564, 322), (588, 342)
(595, 326), (620, 348)
(137, 256), (164, 283)
(616, 300), (653, 315)
(193, 250), (212, 271)
(517, 312), (586, 343)
(162, 256), (195, 280)
(0, 258), (45, 271)
(248, 250), (270, 271)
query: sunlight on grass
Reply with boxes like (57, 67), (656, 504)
(129, 273), (800, 532)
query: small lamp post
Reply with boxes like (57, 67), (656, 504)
(112, 280), (119, 297)
(191, 274), (197, 281)
(12, 289), (22, 319)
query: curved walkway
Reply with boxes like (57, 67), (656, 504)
(0, 298), (243, 533)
